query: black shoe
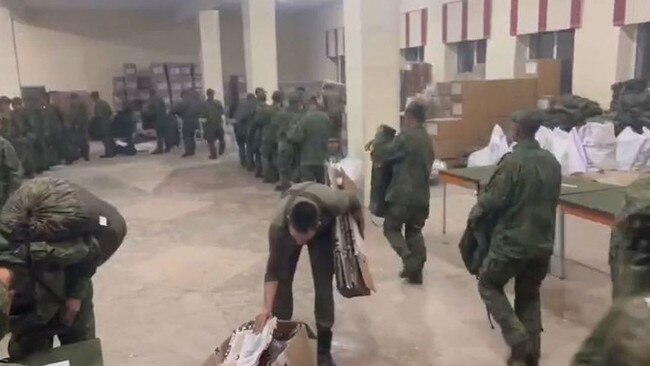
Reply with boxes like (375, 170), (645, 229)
(317, 352), (337, 366)
(151, 150), (163, 155)
(181, 153), (194, 158)
(100, 155), (114, 159)
(508, 340), (531, 366)
(398, 269), (408, 279)
(406, 271), (423, 285)
(209, 155), (217, 160)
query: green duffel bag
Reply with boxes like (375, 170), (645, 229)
(0, 178), (127, 264)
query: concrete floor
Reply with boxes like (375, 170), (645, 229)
(6, 143), (616, 365)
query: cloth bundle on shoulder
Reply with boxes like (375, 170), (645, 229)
(0, 177), (127, 264)
(542, 95), (603, 132)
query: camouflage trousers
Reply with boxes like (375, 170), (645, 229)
(9, 284), (95, 361)
(383, 203), (429, 276)
(478, 253), (550, 361)
(261, 143), (278, 183)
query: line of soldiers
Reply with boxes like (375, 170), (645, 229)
(144, 88), (226, 160)
(233, 87), (337, 191)
(0, 93), (93, 178)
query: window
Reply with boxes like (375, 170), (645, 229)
(635, 22), (650, 80)
(401, 46), (425, 63)
(457, 39), (487, 73)
(529, 30), (575, 94)
(331, 56), (346, 84)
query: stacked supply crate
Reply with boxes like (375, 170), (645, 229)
(192, 63), (203, 94)
(113, 77), (127, 111)
(123, 63), (139, 106)
(150, 63), (171, 107)
(168, 63), (194, 104)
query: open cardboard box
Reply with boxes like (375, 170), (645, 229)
(202, 321), (317, 366)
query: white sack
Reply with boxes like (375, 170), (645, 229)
(468, 124), (511, 167)
(580, 122), (617, 171)
(616, 127), (647, 171)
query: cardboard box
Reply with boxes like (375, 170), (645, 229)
(150, 63), (166, 75)
(167, 63), (182, 76)
(451, 102), (463, 117)
(451, 82), (463, 96)
(113, 77), (125, 91)
(202, 321), (316, 366)
(170, 82), (183, 92)
(436, 82), (452, 96)
(182, 81), (194, 90)
(124, 76), (138, 90)
(123, 63), (137, 76)
(137, 76), (152, 90)
(180, 64), (193, 75)
(192, 64), (202, 76)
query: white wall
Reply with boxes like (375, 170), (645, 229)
(573, 0), (634, 106)
(11, 8), (249, 104)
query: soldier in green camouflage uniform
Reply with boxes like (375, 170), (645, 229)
(69, 94), (90, 161)
(372, 102), (434, 284)
(201, 88), (225, 160)
(0, 135), (23, 206)
(247, 88), (269, 177)
(287, 97), (331, 184)
(0, 235), (100, 361)
(146, 89), (170, 154)
(470, 110), (561, 366)
(234, 94), (257, 167)
(10, 98), (35, 178)
(90, 92), (114, 158)
(260, 91), (283, 184)
(572, 176), (650, 365)
(25, 97), (49, 173)
(171, 91), (202, 158)
(275, 93), (302, 192)
(41, 93), (64, 167)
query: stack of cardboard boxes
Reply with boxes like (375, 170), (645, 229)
(112, 62), (203, 111)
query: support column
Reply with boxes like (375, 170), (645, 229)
(344, 0), (401, 202)
(199, 10), (224, 102)
(0, 5), (20, 97)
(242, 0), (278, 93)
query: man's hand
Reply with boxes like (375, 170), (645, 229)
(254, 309), (273, 334)
(62, 298), (82, 326)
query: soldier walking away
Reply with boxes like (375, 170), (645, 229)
(10, 98), (35, 177)
(69, 93), (90, 161)
(373, 102), (434, 284)
(247, 88), (268, 176)
(275, 93), (302, 192)
(234, 94), (257, 168)
(260, 91), (283, 183)
(147, 89), (169, 154)
(287, 96), (331, 184)
(254, 182), (364, 366)
(171, 90), (202, 158)
(201, 88), (225, 160)
(571, 176), (650, 365)
(41, 93), (65, 167)
(322, 84), (345, 139)
(90, 92), (114, 158)
(470, 110), (561, 366)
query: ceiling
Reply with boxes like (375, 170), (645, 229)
(23, 0), (339, 11)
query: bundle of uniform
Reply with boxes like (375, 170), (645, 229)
(613, 91), (650, 135)
(0, 177), (127, 264)
(610, 79), (648, 112)
(541, 95), (603, 131)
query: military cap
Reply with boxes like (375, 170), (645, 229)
(511, 109), (545, 129)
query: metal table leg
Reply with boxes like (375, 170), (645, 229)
(550, 208), (566, 279)
(442, 183), (447, 234)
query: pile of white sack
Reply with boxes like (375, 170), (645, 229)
(468, 121), (650, 174)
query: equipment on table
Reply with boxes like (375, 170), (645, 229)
(1, 178), (127, 264)
(327, 166), (375, 299)
(542, 95), (603, 132)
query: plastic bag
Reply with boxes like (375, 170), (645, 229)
(580, 122), (617, 171)
(535, 126), (554, 152)
(467, 124), (511, 167)
(616, 127), (647, 171)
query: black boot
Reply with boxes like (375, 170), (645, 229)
(508, 339), (531, 366)
(317, 327), (337, 366)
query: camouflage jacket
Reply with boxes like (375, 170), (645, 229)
(94, 99), (113, 121)
(287, 110), (331, 166)
(373, 124), (434, 207)
(469, 140), (562, 260)
(0, 136), (23, 206)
